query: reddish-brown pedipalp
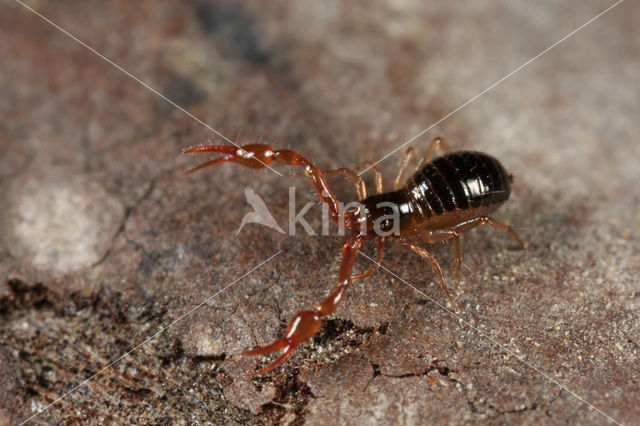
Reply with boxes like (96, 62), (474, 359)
(183, 139), (524, 374)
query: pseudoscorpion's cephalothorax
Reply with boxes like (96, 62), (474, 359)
(184, 138), (525, 374)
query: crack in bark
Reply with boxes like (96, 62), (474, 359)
(92, 170), (168, 268)
(359, 357), (555, 419)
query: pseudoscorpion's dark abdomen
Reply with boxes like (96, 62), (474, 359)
(406, 151), (512, 217)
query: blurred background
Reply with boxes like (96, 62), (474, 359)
(1, 1), (638, 424)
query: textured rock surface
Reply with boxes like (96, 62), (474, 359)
(1, 0), (638, 424)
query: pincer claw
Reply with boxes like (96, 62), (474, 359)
(241, 310), (322, 375)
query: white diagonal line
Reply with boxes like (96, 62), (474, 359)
(359, 0), (625, 176)
(19, 249), (284, 425)
(13, 0), (283, 176)
(357, 251), (621, 425)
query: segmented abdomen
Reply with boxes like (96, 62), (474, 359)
(405, 151), (512, 218)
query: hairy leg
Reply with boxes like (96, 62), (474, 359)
(323, 167), (367, 200)
(413, 228), (463, 292)
(452, 216), (526, 248)
(352, 237), (385, 281)
(398, 237), (459, 310)
(394, 147), (414, 190)
(414, 137), (446, 172)
(356, 161), (384, 194)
